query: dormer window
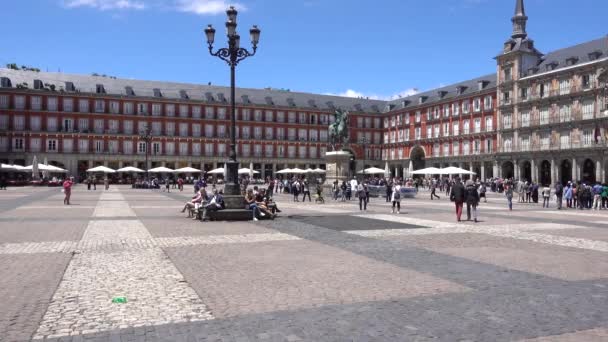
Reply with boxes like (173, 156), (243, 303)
(326, 101), (335, 110)
(265, 96), (274, 106)
(33, 79), (44, 90)
(457, 86), (467, 95)
(566, 57), (579, 66)
(527, 67), (539, 76)
(588, 50), (603, 61)
(241, 95), (250, 104)
(478, 80), (490, 90)
(418, 96), (428, 104)
(153, 88), (162, 97)
(438, 91), (448, 98)
(546, 61), (558, 71)
(286, 98), (296, 107)
(0, 77), (11, 88)
(179, 90), (189, 99)
(204, 92), (215, 102)
(354, 104), (362, 112)
(125, 86), (135, 96)
(217, 93), (226, 103)
(307, 99), (317, 108)
(400, 100), (410, 109)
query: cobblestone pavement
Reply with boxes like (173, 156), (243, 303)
(1, 185), (608, 341)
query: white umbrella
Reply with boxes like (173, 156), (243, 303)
(175, 166), (201, 173)
(238, 168), (259, 175)
(86, 166), (116, 173)
(148, 166), (174, 173)
(1, 164), (18, 171)
(312, 168), (326, 173)
(441, 166), (476, 175)
(291, 168), (306, 174)
(46, 164), (68, 173)
(117, 166), (145, 173)
(357, 167), (386, 175)
(207, 167), (225, 175)
(276, 168), (293, 174)
(410, 167), (443, 175)
(304, 168), (315, 174)
(23, 163), (66, 172)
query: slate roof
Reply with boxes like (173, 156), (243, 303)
(527, 36), (608, 77)
(0, 68), (387, 114)
(385, 74), (496, 111)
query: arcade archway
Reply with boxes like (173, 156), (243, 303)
(561, 160), (572, 185)
(539, 160), (551, 186)
(502, 161), (514, 179)
(410, 146), (426, 172)
(520, 161), (532, 183)
(582, 159), (596, 183)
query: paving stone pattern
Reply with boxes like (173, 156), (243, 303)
(1, 186), (608, 341)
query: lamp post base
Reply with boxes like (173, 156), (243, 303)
(219, 160), (252, 221)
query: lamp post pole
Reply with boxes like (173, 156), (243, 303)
(204, 6), (260, 211)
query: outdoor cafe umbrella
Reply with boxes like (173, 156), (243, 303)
(116, 166), (145, 173)
(276, 168), (293, 174)
(410, 167), (444, 175)
(175, 166), (201, 173)
(86, 166), (116, 173)
(290, 168), (306, 174)
(24, 163), (67, 172)
(238, 168), (259, 175)
(357, 167), (386, 175)
(207, 167), (225, 174)
(440, 166), (476, 175)
(312, 168), (326, 173)
(147, 166), (174, 173)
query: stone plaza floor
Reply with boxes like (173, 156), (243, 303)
(1, 185), (608, 341)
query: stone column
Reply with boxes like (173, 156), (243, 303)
(596, 159), (602, 183)
(602, 157), (606, 183)
(118, 161), (124, 168)
(459, 162), (464, 179)
(481, 163), (486, 181)
(572, 158), (577, 182)
(550, 159), (556, 185)
(531, 159), (537, 183)
(493, 161), (499, 179)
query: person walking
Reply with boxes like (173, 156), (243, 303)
(62, 177), (74, 205)
(555, 181), (564, 210)
(332, 180), (339, 201)
(564, 183), (573, 208)
(340, 181), (347, 202)
(386, 181), (393, 203)
(542, 185), (551, 208)
(602, 183), (608, 210)
(479, 182), (487, 203)
(293, 179), (301, 202)
(431, 181), (440, 200)
(572, 184), (578, 209)
(104, 177), (109, 190)
(465, 180), (480, 222)
(449, 177), (465, 222)
(86, 177), (91, 190)
(357, 183), (367, 211)
(302, 181), (312, 202)
(391, 183), (402, 214)
(505, 183), (514, 211)
(592, 182), (603, 210)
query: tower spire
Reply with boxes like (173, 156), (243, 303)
(511, 0), (528, 39)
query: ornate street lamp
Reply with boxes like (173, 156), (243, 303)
(139, 124), (152, 182)
(204, 6), (260, 214)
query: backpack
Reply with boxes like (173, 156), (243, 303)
(393, 190), (401, 200)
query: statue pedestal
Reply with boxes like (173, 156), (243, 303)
(324, 151), (351, 186)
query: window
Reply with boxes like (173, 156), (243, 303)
(205, 106), (214, 119)
(298, 145), (306, 159)
(29, 138), (41, 152)
(46, 117), (58, 132)
(451, 122), (459, 136)
(443, 143), (450, 156)
(287, 146), (296, 158)
(298, 128), (307, 141)
(298, 112), (306, 124)
(95, 140), (104, 153)
(78, 118), (89, 132)
(30, 116), (41, 131)
(254, 126), (263, 140)
(539, 107), (549, 125)
(13, 138), (24, 151)
(15, 95), (25, 110)
(277, 145), (284, 157)
(473, 98), (481, 112)
(165, 142), (175, 155)
(288, 111), (296, 123)
(62, 98), (74, 112)
(405, 114), (410, 124)
(503, 137), (512, 152)
(520, 87), (528, 101)
(265, 145), (274, 158)
(462, 141), (470, 155)
(432, 144), (440, 157)
(426, 127), (432, 139)
(165, 104), (175, 117)
(79, 139), (89, 153)
(452, 103), (459, 116)
(0, 115), (7, 130)
(357, 117), (364, 128)
(520, 136), (530, 151)
(242, 144), (251, 157)
(31, 96), (42, 110)
(123, 120), (133, 134)
(124, 102), (134, 115)
(165, 122), (175, 136)
(179, 123), (188, 137)
(138, 103), (147, 115)
(108, 140), (118, 153)
(485, 138), (493, 153)
(560, 104), (571, 122)
(106, 101), (118, 114)
(415, 127), (421, 140)
(254, 144), (262, 157)
(241, 126), (250, 139)
(485, 117), (493, 132)
(582, 99), (594, 119)
(481, 97), (491, 111)
(63, 139), (73, 153)
(582, 74), (596, 89)
(276, 111), (285, 123)
(217, 143), (226, 157)
(192, 143), (201, 156)
(137, 141), (146, 154)
(265, 110), (273, 122)
(217, 107), (227, 120)
(462, 101), (470, 114)
(152, 142), (161, 155)
(62, 118), (73, 132)
(94, 119), (105, 134)
(287, 128), (296, 141)
(443, 122), (449, 137)
(254, 110), (263, 121)
(152, 103), (162, 116)
(560, 132), (570, 149)
(192, 106), (201, 118)
(520, 110), (530, 127)
(319, 130), (327, 142)
(241, 109), (251, 121)
(463, 119), (470, 134)
(415, 111), (421, 122)
(192, 124), (201, 137)
(473, 139), (481, 153)
(14, 115), (25, 130)
(433, 107), (440, 119)
(443, 105), (450, 117)
(433, 124), (440, 138)
(47, 97), (58, 111)
(474, 118), (481, 133)
(123, 141), (133, 154)
(453, 142), (459, 156)
(179, 142), (189, 156)
(94, 100), (105, 113)
(265, 127), (274, 140)
(108, 120), (119, 133)
(503, 114), (512, 129)
(179, 105), (189, 117)
(78, 99), (89, 112)
(0, 95), (8, 109)
(559, 79), (570, 95)
(138, 121), (147, 133)
(205, 124), (214, 138)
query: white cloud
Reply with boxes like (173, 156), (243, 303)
(331, 88), (419, 101)
(175, 0), (245, 15)
(63, 0), (146, 10)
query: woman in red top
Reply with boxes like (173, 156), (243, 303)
(63, 177), (74, 205)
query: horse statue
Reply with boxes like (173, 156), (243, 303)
(328, 109), (349, 151)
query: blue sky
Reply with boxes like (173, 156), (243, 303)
(2, 0), (606, 100)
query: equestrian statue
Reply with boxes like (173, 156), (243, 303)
(328, 109), (350, 151)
